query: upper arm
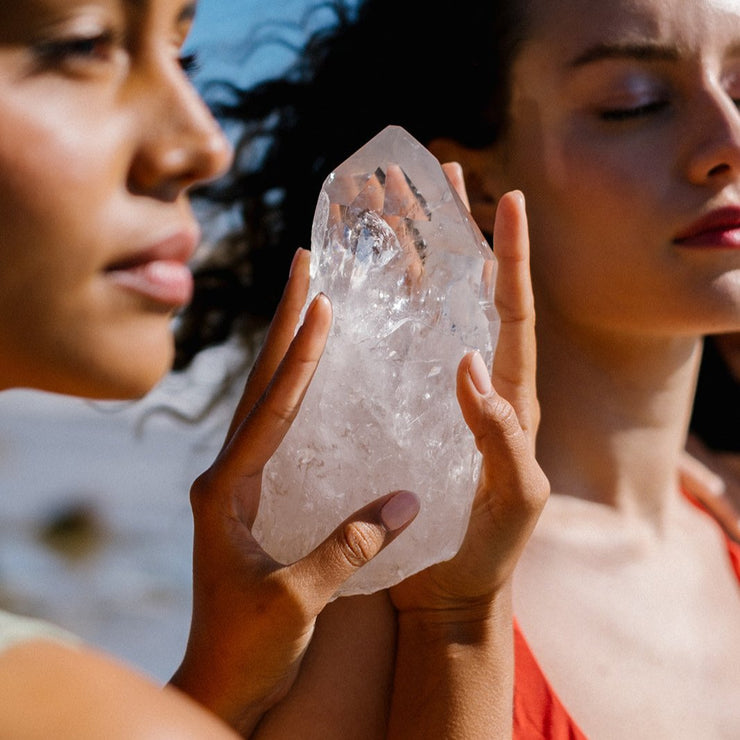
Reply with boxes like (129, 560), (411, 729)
(0, 639), (239, 739)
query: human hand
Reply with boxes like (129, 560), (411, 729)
(390, 189), (549, 617)
(170, 249), (419, 736)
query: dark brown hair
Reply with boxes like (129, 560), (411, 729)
(176, 0), (529, 369)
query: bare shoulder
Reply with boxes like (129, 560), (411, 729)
(0, 639), (239, 739)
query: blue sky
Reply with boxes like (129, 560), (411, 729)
(187, 0), (349, 88)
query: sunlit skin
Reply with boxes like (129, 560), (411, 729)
(0, 2), (550, 737)
(0, 0), (232, 399)
(486, 0), (740, 340)
(255, 0), (740, 737)
(471, 0), (740, 736)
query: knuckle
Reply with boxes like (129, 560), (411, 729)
(259, 393), (299, 426)
(534, 468), (552, 504)
(522, 467), (551, 516)
(477, 395), (521, 448)
(337, 521), (381, 569)
(189, 470), (212, 510)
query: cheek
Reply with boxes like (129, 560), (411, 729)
(0, 109), (122, 287)
(508, 127), (675, 323)
(0, 104), (159, 395)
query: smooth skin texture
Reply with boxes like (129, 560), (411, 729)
(256, 190), (548, 739)
(254, 0), (740, 737)
(0, 0), (422, 732)
(0, 2), (548, 736)
(457, 0), (740, 736)
(0, 0), (231, 399)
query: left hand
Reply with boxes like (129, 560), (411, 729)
(171, 250), (419, 735)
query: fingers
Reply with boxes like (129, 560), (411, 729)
(225, 248), (311, 441)
(456, 350), (549, 546)
(288, 490), (420, 610)
(384, 164), (427, 285)
(490, 190), (539, 445)
(441, 161), (471, 210)
(216, 293), (333, 523)
(457, 352), (530, 486)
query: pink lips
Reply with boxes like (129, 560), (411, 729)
(673, 207), (740, 248)
(106, 230), (198, 307)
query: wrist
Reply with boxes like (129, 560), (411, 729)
(390, 582), (515, 739)
(396, 581), (513, 645)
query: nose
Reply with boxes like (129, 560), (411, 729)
(684, 86), (740, 186)
(128, 65), (233, 200)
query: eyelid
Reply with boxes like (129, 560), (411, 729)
(586, 69), (670, 118)
(599, 99), (669, 121)
(33, 29), (119, 67)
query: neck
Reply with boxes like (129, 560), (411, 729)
(534, 314), (702, 523)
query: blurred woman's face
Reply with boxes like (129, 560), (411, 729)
(487, 0), (740, 342)
(0, 0), (232, 398)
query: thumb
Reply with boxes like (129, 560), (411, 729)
(288, 490), (420, 608)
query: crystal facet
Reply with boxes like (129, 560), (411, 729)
(255, 126), (499, 595)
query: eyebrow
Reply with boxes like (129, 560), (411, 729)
(569, 42), (681, 68)
(124, 0), (198, 23)
(571, 38), (740, 68)
(178, 1), (197, 24)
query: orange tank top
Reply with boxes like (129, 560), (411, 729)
(512, 499), (740, 738)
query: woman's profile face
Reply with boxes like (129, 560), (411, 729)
(488, 0), (740, 340)
(0, 0), (232, 398)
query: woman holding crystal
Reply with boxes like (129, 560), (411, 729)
(193, 0), (740, 736)
(0, 0), (546, 736)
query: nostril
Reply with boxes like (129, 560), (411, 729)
(708, 162), (732, 177)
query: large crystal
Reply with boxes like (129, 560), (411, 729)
(255, 126), (498, 595)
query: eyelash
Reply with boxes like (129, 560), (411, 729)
(179, 52), (200, 77)
(599, 100), (668, 122)
(34, 35), (199, 78)
(35, 33), (117, 67)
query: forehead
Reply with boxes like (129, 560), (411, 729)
(522, 0), (740, 56)
(0, 0), (195, 31)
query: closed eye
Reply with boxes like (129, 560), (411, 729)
(34, 32), (117, 69)
(599, 100), (668, 121)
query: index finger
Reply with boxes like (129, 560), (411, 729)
(490, 191), (539, 446)
(224, 248), (311, 442)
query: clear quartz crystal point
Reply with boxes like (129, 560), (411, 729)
(255, 125), (499, 596)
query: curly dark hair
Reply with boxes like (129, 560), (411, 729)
(176, 0), (738, 453)
(175, 0), (528, 370)
(690, 336), (740, 452)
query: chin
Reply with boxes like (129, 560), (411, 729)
(99, 352), (175, 401)
(63, 340), (176, 402)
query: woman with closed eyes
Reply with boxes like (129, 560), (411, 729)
(196, 0), (740, 736)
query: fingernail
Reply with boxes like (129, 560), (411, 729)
(289, 247), (306, 276)
(469, 351), (492, 395)
(305, 291), (327, 314)
(380, 491), (420, 530)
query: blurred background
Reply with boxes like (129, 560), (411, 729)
(0, 0), (341, 682)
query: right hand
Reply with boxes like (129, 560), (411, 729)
(390, 188), (549, 616)
(171, 249), (419, 735)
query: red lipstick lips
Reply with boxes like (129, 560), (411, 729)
(674, 207), (740, 248)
